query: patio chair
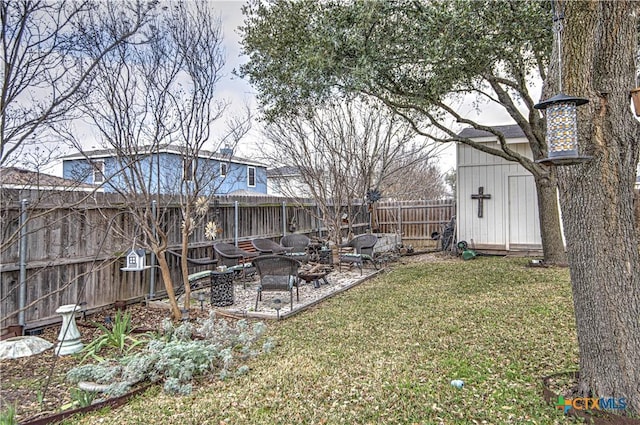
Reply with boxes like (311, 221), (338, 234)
(213, 242), (258, 281)
(280, 234), (311, 263)
(166, 249), (218, 295)
(338, 234), (379, 275)
(251, 238), (292, 255)
(252, 255), (301, 311)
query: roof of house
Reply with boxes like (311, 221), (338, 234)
(0, 167), (99, 191)
(61, 145), (266, 168)
(457, 124), (526, 139)
(224, 189), (284, 197)
(267, 166), (301, 178)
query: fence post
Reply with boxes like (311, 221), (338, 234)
(18, 199), (29, 328)
(234, 201), (239, 246)
(149, 200), (157, 299)
(282, 201), (287, 236)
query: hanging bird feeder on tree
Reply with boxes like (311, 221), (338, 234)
(121, 247), (149, 271)
(535, 93), (591, 165)
(630, 88), (640, 117)
(534, 1), (591, 166)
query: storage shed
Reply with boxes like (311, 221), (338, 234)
(456, 125), (544, 254)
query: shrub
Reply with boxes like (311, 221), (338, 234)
(81, 310), (148, 362)
(66, 312), (273, 396)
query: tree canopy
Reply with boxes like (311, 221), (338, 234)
(241, 0), (551, 152)
(263, 97), (442, 241)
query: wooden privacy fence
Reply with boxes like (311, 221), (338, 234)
(374, 199), (456, 250)
(1, 190), (454, 331)
(0, 191), (326, 331)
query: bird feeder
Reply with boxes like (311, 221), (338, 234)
(534, 1), (591, 166)
(534, 93), (591, 165)
(121, 248), (148, 271)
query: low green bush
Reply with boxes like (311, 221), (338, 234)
(80, 310), (148, 362)
(69, 389), (97, 409)
(66, 312), (272, 397)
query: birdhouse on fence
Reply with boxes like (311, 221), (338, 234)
(122, 248), (147, 271)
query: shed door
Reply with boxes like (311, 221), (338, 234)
(508, 175), (541, 246)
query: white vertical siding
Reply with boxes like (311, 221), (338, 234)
(508, 175), (542, 246)
(457, 141), (541, 250)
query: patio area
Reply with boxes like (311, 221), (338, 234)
(150, 264), (384, 320)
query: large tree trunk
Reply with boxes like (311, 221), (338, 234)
(557, 0), (640, 413)
(534, 171), (567, 265)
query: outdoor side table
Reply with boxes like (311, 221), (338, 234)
(210, 270), (235, 306)
(318, 248), (332, 265)
(339, 253), (363, 275)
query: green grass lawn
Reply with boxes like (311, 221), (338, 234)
(71, 256), (578, 424)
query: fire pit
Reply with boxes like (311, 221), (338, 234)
(298, 263), (332, 288)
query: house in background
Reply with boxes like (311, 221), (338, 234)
(267, 166), (312, 198)
(1, 166), (100, 192)
(456, 124), (546, 254)
(61, 145), (267, 195)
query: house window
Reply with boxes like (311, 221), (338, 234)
(92, 160), (105, 184)
(220, 162), (227, 177)
(247, 166), (256, 187)
(183, 158), (195, 182)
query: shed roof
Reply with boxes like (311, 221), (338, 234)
(458, 124), (525, 139)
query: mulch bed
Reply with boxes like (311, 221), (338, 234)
(0, 303), (212, 424)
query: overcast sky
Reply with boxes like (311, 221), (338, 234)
(212, 1), (258, 129)
(48, 1), (497, 175)
(183, 1), (263, 159)
(213, 0), (459, 171)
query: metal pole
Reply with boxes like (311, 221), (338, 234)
(18, 199), (28, 328)
(397, 205), (402, 244)
(282, 201), (287, 236)
(234, 201), (239, 246)
(148, 200), (157, 299)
